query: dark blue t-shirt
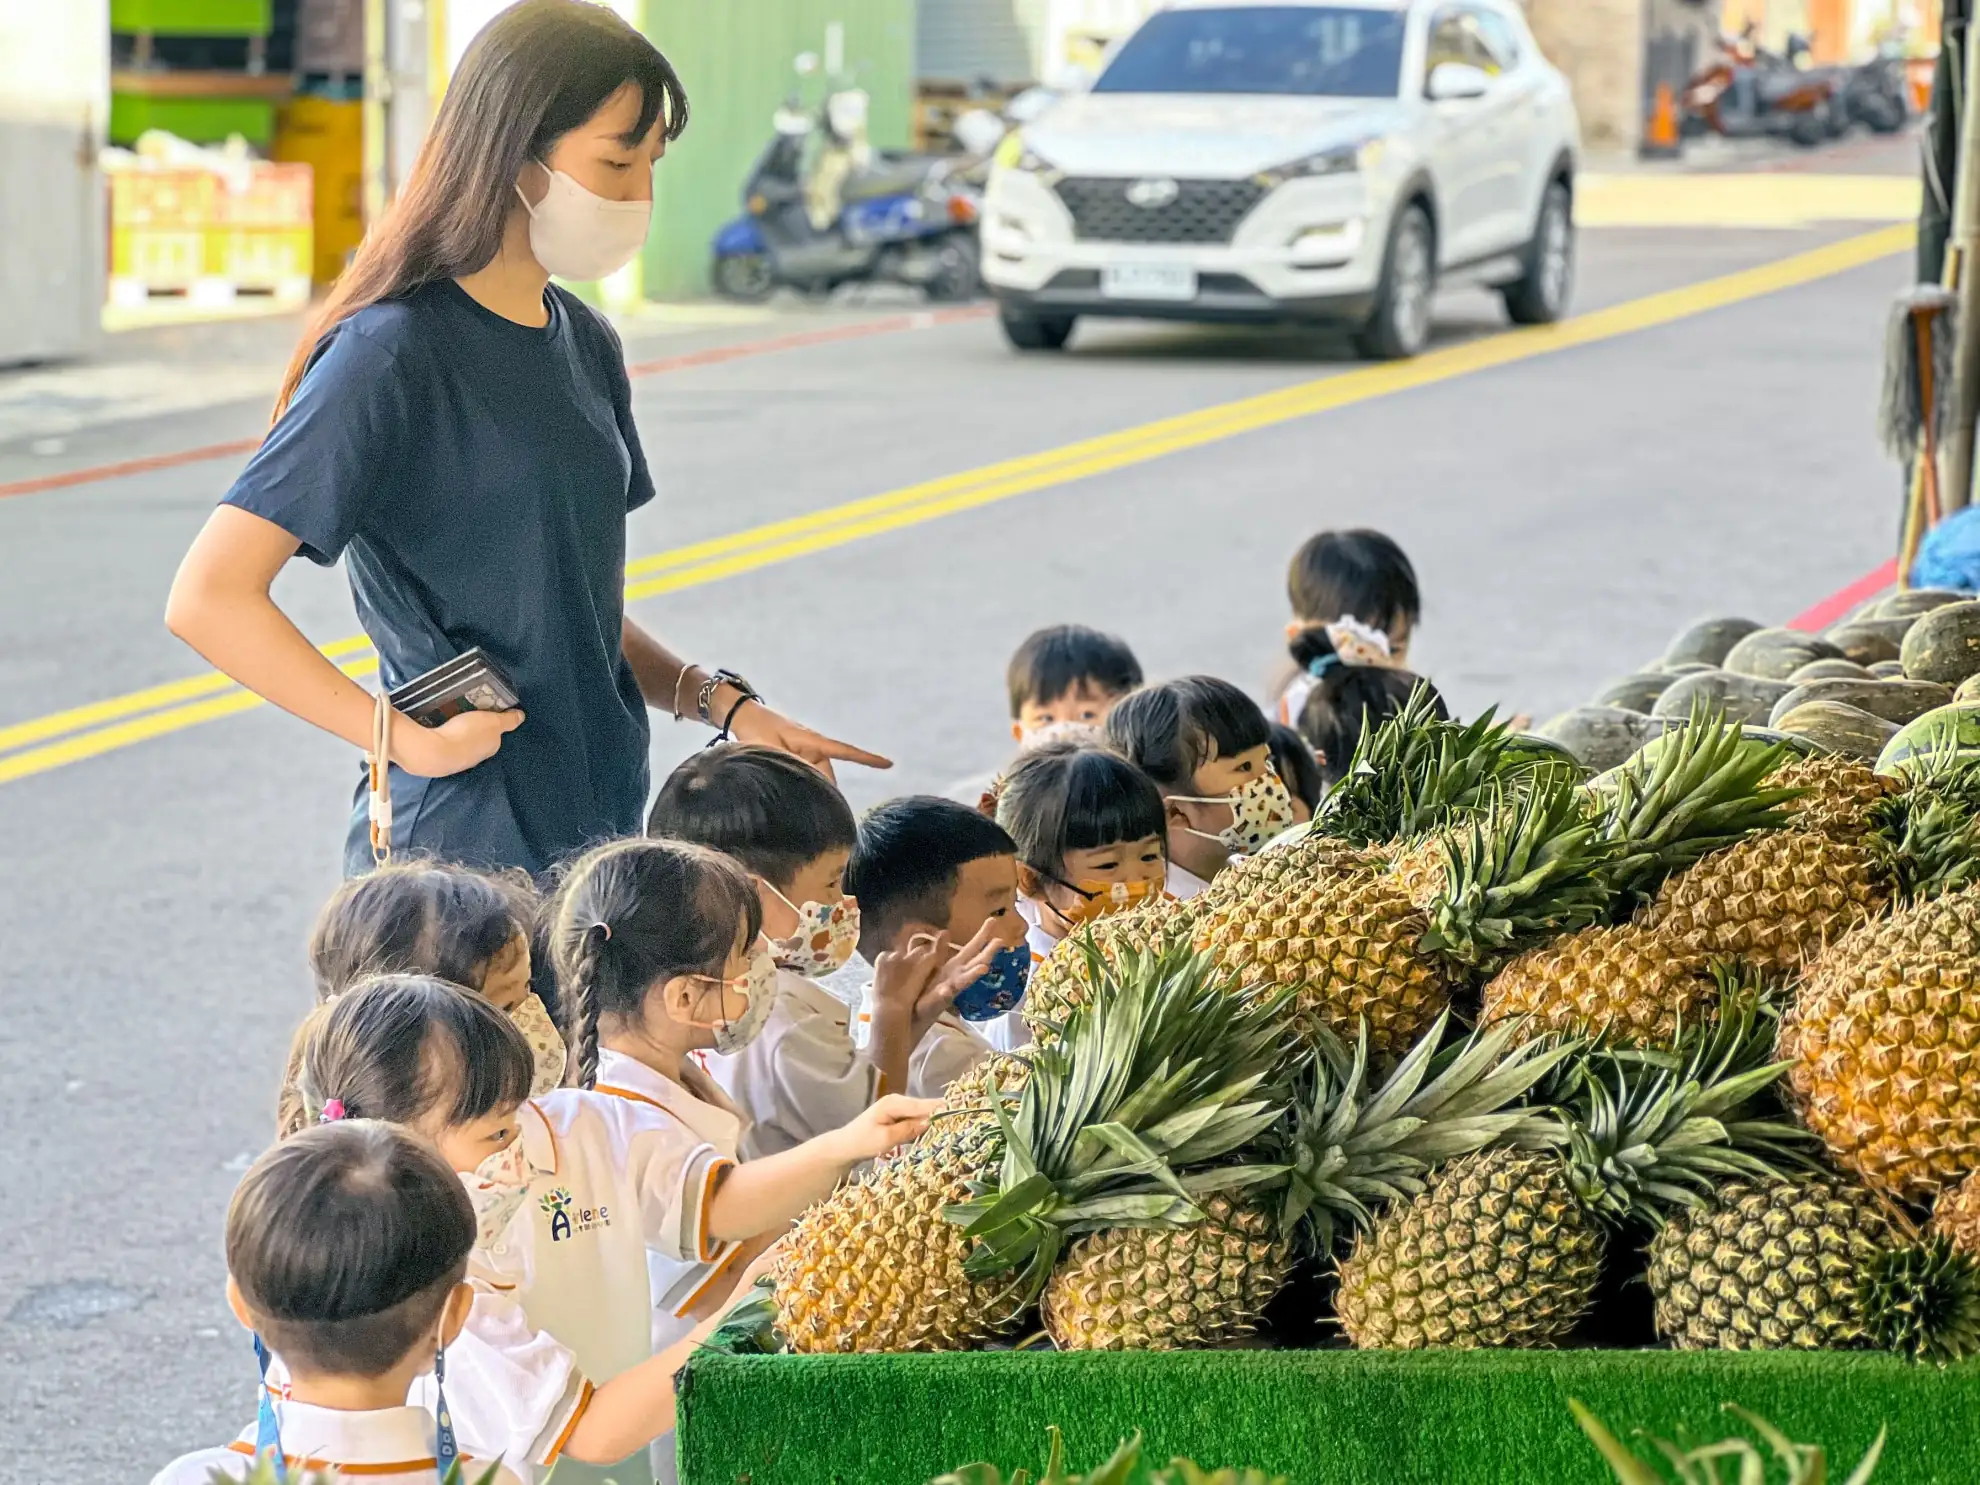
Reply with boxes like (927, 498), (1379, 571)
(225, 280), (656, 877)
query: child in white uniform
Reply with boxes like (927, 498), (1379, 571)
(297, 975), (933, 1484)
(1272, 528), (1421, 727)
(1004, 623), (1143, 744)
(844, 797), (1031, 1096)
(151, 1121), (523, 1485)
(276, 861), (567, 1137)
(1106, 678), (1300, 896)
(991, 741), (1174, 1050)
(648, 744), (961, 1155)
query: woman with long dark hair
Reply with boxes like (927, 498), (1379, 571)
(166, 1), (885, 877)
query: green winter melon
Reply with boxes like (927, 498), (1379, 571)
(1787, 658), (1876, 683)
(1535, 706), (1660, 772)
(1765, 678), (1952, 729)
(1591, 672), (1673, 714)
(1650, 670), (1794, 727)
(1661, 616), (1763, 669)
(1901, 600), (1980, 686)
(1823, 618), (1910, 666)
(1722, 628), (1844, 680)
(1877, 701), (1980, 777)
(1775, 700), (1899, 760)
(1877, 586), (1969, 619)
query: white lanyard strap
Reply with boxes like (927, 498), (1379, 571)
(369, 692), (393, 867)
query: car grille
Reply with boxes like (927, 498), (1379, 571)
(1052, 177), (1268, 245)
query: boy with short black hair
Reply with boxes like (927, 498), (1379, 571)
(845, 798), (1026, 1097)
(151, 1121), (523, 1485)
(648, 744), (972, 1156)
(1007, 624), (1144, 742)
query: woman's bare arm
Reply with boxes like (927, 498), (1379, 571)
(165, 505), (520, 777)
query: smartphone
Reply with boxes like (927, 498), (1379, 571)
(387, 647), (520, 729)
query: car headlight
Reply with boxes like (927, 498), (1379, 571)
(994, 131), (1057, 175)
(1259, 138), (1386, 186)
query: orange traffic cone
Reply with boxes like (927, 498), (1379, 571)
(1642, 82), (1682, 159)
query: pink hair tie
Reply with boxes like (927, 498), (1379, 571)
(320, 1099), (346, 1123)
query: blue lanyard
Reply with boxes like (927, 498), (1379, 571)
(253, 1335), (288, 1483)
(255, 1334), (459, 1482)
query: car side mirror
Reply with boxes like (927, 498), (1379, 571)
(1427, 62), (1492, 101)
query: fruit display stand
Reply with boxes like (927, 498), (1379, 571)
(677, 1349), (1980, 1484)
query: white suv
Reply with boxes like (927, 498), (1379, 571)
(982, 0), (1580, 358)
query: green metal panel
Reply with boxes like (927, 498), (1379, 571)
(110, 93), (277, 146)
(636, 0), (917, 299)
(110, 0), (273, 34)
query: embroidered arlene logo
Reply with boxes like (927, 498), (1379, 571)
(538, 1186), (609, 1242)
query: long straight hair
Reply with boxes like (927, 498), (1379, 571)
(273, 0), (688, 418)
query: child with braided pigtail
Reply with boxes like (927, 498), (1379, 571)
(544, 836), (967, 1366)
(286, 972), (934, 1485)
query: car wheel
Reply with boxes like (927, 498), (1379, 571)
(1354, 203), (1436, 360)
(712, 253), (775, 303)
(1001, 310), (1076, 352)
(1501, 180), (1574, 327)
(925, 237), (981, 303)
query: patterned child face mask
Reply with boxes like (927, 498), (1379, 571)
(508, 993), (567, 1096)
(460, 1135), (533, 1248)
(950, 940), (1033, 1022)
(708, 943), (779, 1055)
(764, 882), (861, 978)
(1047, 874), (1167, 928)
(1172, 771), (1300, 854)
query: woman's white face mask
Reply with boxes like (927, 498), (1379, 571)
(516, 166), (651, 281)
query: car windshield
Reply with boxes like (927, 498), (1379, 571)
(1093, 6), (1408, 99)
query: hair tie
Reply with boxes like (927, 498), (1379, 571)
(592, 921), (613, 941)
(1306, 653), (1342, 678)
(319, 1099), (346, 1123)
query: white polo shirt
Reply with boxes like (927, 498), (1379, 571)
(431, 1092), (729, 1485)
(1167, 860), (1212, 900)
(592, 1047), (749, 1356)
(150, 1402), (523, 1485)
(706, 968), (882, 1159)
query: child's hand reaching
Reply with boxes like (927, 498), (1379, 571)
(830, 1094), (939, 1162)
(872, 924), (1006, 1041)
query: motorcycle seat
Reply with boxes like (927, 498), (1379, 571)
(843, 162), (940, 202)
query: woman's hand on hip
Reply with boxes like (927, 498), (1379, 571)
(394, 707), (525, 778)
(728, 701), (891, 783)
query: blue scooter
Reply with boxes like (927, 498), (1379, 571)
(710, 90), (980, 303)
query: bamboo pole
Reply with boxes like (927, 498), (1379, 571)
(1940, 6), (1980, 511)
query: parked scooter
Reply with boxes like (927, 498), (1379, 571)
(1683, 29), (1840, 147)
(1838, 43), (1911, 134)
(710, 80), (981, 303)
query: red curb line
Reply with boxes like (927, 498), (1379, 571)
(1787, 557), (1899, 631)
(0, 303), (994, 503)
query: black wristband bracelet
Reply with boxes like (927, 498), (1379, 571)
(715, 691), (756, 740)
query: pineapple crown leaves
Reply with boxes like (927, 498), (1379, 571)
(1591, 701), (1799, 910)
(1859, 1235), (1980, 1366)
(1553, 979), (1822, 1226)
(1415, 772), (1618, 969)
(944, 942), (1302, 1301)
(1275, 1013), (1579, 1254)
(1316, 684), (1564, 847)
(1866, 749), (1980, 905)
(1570, 1400), (1887, 1485)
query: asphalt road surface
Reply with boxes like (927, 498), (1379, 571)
(0, 187), (1921, 1475)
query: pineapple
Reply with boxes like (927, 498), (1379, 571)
(1020, 894), (1196, 1041)
(1648, 1178), (1980, 1361)
(1041, 1194), (1289, 1351)
(1637, 830), (1890, 979)
(1196, 773), (1615, 1054)
(938, 1050), (1033, 1127)
(1043, 1014), (1574, 1351)
(1483, 924), (1721, 1046)
(1646, 1178), (1896, 1351)
(1336, 996), (1815, 1349)
(775, 1116), (1025, 1353)
(776, 942), (1300, 1352)
(1773, 754), (1899, 838)
(1933, 1169), (1980, 1257)
(1782, 883), (1980, 1201)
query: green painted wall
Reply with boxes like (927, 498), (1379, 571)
(637, 0), (917, 299)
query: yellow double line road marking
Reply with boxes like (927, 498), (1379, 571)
(0, 221), (1913, 788)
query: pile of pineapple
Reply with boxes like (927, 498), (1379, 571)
(769, 654), (1980, 1364)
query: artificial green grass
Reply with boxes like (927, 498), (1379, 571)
(676, 1349), (1980, 1485)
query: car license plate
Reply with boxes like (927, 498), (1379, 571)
(1101, 264), (1197, 301)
